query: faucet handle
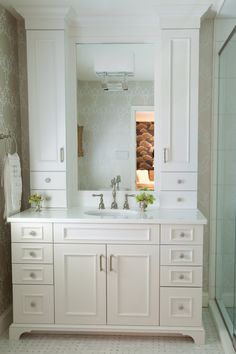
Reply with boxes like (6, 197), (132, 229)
(92, 194), (105, 209)
(123, 194), (135, 210)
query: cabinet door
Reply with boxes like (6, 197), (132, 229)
(54, 244), (106, 324)
(107, 245), (159, 325)
(160, 29), (199, 172)
(27, 30), (66, 171)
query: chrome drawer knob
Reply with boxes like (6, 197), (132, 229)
(179, 305), (184, 310)
(180, 253), (185, 259)
(177, 198), (183, 202)
(29, 251), (36, 258)
(29, 231), (36, 236)
(179, 274), (185, 280)
(30, 272), (36, 279)
(45, 177), (51, 183)
(30, 302), (36, 308)
(180, 232), (185, 237)
(177, 179), (183, 184)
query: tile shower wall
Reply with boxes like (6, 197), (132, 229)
(0, 6), (29, 317)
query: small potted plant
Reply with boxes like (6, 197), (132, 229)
(135, 189), (155, 212)
(29, 193), (44, 212)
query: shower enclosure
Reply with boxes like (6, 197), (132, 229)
(215, 26), (236, 348)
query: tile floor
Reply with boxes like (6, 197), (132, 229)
(0, 309), (225, 354)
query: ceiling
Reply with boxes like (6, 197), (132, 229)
(218, 0), (236, 17)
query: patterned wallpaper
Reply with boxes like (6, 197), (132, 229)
(0, 6), (29, 317)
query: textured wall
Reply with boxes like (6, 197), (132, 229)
(78, 81), (154, 190)
(198, 19), (214, 294)
(0, 6), (29, 316)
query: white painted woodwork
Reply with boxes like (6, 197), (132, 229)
(160, 224), (203, 245)
(160, 30), (199, 172)
(161, 173), (197, 191)
(54, 244), (106, 325)
(160, 245), (203, 266)
(160, 287), (202, 327)
(54, 223), (159, 244)
(27, 30), (66, 171)
(160, 191), (197, 209)
(31, 190), (67, 208)
(12, 264), (53, 285)
(160, 266), (202, 287)
(107, 245), (159, 325)
(11, 223), (53, 243)
(30, 172), (66, 190)
(13, 285), (54, 324)
(12, 243), (53, 264)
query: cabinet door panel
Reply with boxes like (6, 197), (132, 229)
(54, 244), (106, 324)
(107, 245), (159, 325)
(27, 30), (66, 171)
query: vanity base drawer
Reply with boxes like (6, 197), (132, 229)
(160, 266), (202, 287)
(11, 223), (53, 243)
(12, 243), (53, 264)
(160, 192), (197, 209)
(12, 264), (53, 285)
(160, 245), (203, 266)
(161, 173), (197, 191)
(30, 171), (66, 190)
(160, 287), (202, 327)
(161, 224), (203, 245)
(13, 285), (54, 324)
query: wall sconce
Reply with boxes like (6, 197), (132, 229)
(77, 125), (84, 157)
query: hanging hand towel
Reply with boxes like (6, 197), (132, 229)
(1, 153), (22, 219)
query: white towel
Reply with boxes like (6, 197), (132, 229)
(1, 153), (22, 219)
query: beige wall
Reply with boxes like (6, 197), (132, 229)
(0, 5), (29, 316)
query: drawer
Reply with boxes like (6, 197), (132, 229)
(11, 223), (53, 243)
(161, 173), (197, 191)
(161, 224), (203, 245)
(160, 287), (202, 326)
(160, 266), (202, 287)
(12, 264), (53, 284)
(160, 191), (197, 209)
(13, 285), (54, 324)
(12, 243), (53, 264)
(31, 190), (67, 208)
(160, 245), (202, 266)
(54, 223), (159, 244)
(30, 171), (66, 190)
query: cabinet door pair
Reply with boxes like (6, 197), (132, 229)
(54, 244), (159, 325)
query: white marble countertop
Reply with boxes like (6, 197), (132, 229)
(7, 207), (207, 224)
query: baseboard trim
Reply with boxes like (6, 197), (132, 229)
(0, 306), (12, 335)
(209, 300), (235, 354)
(203, 291), (209, 307)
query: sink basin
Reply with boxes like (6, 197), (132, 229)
(84, 209), (138, 218)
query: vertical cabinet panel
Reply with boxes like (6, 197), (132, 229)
(54, 244), (106, 324)
(107, 245), (159, 325)
(27, 31), (66, 171)
(160, 29), (199, 172)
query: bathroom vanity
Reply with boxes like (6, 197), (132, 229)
(8, 208), (206, 344)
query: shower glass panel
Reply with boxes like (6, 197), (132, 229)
(215, 26), (236, 344)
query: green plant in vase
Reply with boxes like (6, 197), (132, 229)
(135, 188), (155, 212)
(29, 193), (44, 212)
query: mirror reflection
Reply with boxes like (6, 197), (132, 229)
(76, 43), (155, 191)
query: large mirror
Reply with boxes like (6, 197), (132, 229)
(76, 43), (155, 191)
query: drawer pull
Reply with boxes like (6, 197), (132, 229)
(29, 251), (36, 258)
(29, 231), (36, 236)
(177, 179), (183, 184)
(30, 302), (36, 308)
(180, 232), (185, 238)
(178, 305), (184, 311)
(177, 198), (183, 202)
(45, 178), (51, 183)
(30, 272), (36, 279)
(180, 253), (185, 259)
(179, 274), (185, 280)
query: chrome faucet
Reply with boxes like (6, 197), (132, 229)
(110, 176), (121, 209)
(92, 193), (105, 209)
(123, 194), (135, 210)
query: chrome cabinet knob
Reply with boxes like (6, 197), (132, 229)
(177, 179), (183, 184)
(179, 274), (185, 280)
(177, 197), (183, 202)
(29, 251), (36, 258)
(29, 231), (36, 236)
(178, 305), (184, 310)
(180, 232), (185, 238)
(180, 253), (185, 259)
(45, 177), (51, 183)
(30, 272), (36, 279)
(30, 302), (36, 308)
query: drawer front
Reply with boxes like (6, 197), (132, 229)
(160, 266), (202, 287)
(160, 245), (203, 266)
(12, 243), (53, 264)
(161, 173), (197, 191)
(30, 171), (66, 190)
(11, 223), (53, 243)
(31, 190), (67, 208)
(161, 224), (203, 245)
(160, 287), (202, 326)
(160, 191), (197, 209)
(54, 223), (159, 244)
(13, 285), (54, 324)
(12, 264), (53, 284)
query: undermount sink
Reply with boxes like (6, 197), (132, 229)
(84, 209), (138, 218)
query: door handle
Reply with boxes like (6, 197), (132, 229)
(99, 255), (105, 272)
(163, 148), (168, 163)
(60, 147), (64, 163)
